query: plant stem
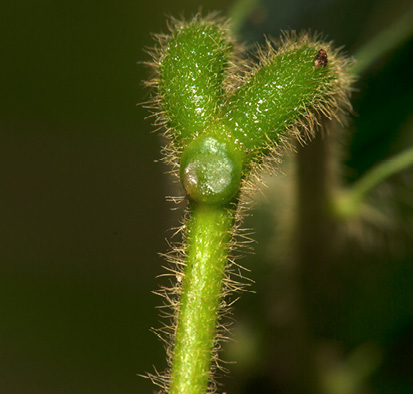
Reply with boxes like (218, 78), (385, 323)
(169, 203), (234, 394)
(147, 17), (353, 393)
(332, 145), (413, 219)
(228, 0), (260, 33)
(352, 5), (413, 75)
(294, 132), (334, 394)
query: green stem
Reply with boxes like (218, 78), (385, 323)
(228, 0), (260, 33)
(332, 145), (413, 218)
(326, 7), (413, 219)
(147, 16), (353, 393)
(169, 204), (234, 394)
(352, 5), (413, 75)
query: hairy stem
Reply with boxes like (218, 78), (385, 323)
(169, 204), (234, 394)
(146, 15), (352, 394)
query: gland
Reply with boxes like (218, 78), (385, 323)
(180, 136), (243, 205)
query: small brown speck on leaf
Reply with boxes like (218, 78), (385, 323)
(314, 48), (328, 67)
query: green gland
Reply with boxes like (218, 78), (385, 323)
(180, 135), (243, 205)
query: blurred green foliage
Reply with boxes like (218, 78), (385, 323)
(1, 0), (412, 393)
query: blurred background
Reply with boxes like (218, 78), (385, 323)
(1, 0), (412, 393)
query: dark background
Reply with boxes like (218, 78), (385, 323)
(1, 0), (412, 393)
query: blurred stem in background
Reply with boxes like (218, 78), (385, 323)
(332, 145), (413, 219)
(352, 5), (413, 75)
(329, 5), (413, 220)
(228, 0), (260, 33)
